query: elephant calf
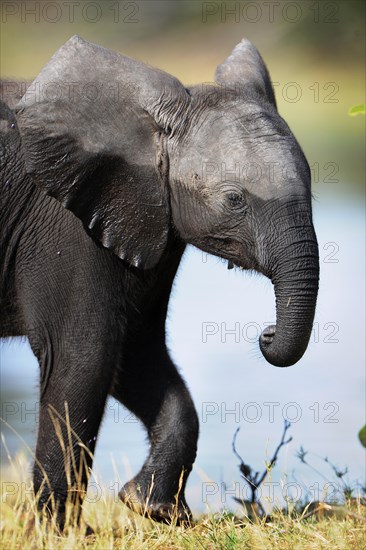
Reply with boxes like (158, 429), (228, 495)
(0, 36), (319, 527)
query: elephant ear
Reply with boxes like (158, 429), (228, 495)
(215, 38), (277, 108)
(16, 35), (190, 269)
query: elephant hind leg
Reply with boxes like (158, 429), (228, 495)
(111, 347), (199, 525)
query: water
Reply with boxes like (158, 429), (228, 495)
(1, 192), (365, 513)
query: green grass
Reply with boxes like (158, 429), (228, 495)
(1, 455), (365, 550)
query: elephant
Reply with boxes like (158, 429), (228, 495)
(0, 36), (319, 527)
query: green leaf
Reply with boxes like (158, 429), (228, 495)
(358, 425), (366, 448)
(348, 104), (366, 116)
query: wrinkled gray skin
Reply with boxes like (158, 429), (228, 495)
(0, 36), (319, 527)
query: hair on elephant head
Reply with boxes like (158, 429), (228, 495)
(16, 35), (319, 368)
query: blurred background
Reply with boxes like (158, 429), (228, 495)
(1, 1), (365, 514)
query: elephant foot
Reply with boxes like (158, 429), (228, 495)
(119, 478), (192, 526)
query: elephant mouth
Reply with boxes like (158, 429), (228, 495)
(227, 259), (257, 271)
(227, 260), (242, 270)
(226, 258), (270, 278)
(201, 236), (264, 274)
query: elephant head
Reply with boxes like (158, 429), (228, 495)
(15, 36), (319, 368)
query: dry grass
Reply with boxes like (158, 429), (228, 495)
(1, 454), (365, 550)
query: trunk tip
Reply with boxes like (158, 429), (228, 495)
(259, 325), (306, 368)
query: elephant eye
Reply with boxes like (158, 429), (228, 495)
(227, 192), (245, 207)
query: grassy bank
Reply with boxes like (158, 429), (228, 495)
(1, 498), (365, 549)
(1, 458), (365, 550)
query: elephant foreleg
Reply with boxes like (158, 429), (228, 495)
(111, 344), (199, 524)
(31, 336), (115, 530)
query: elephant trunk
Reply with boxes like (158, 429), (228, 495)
(259, 227), (319, 367)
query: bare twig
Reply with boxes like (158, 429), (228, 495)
(257, 420), (293, 487)
(232, 420), (292, 504)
